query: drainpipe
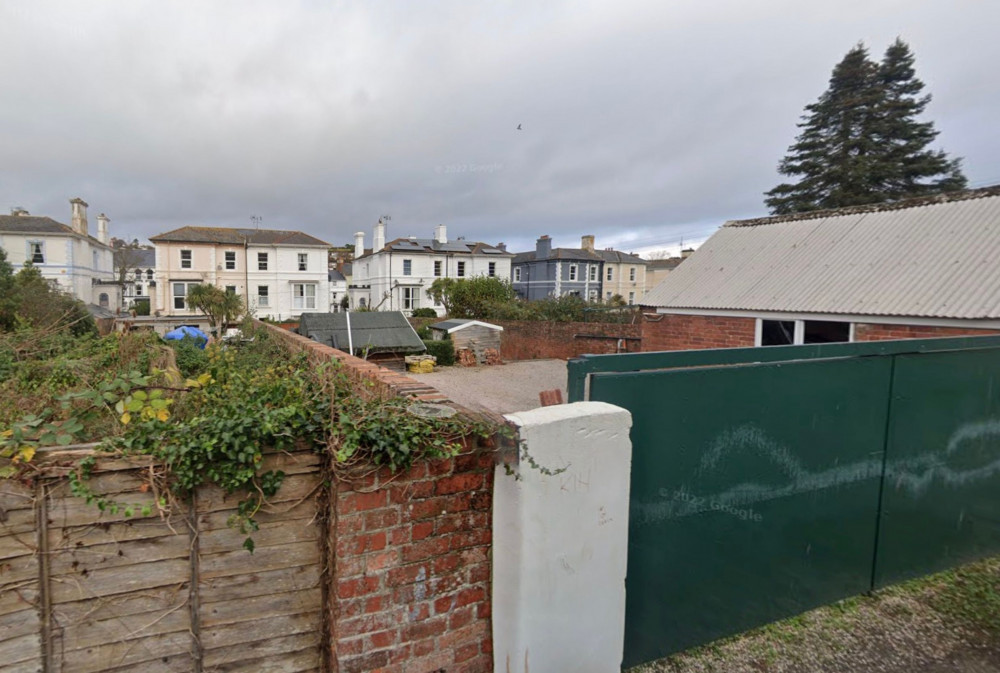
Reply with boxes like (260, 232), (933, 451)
(243, 237), (250, 317)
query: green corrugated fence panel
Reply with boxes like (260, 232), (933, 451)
(592, 357), (893, 667)
(874, 347), (1000, 588)
(568, 334), (1000, 403)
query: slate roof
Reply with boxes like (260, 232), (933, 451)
(361, 237), (511, 259)
(150, 226), (330, 247)
(114, 248), (156, 269)
(592, 249), (648, 264)
(0, 215), (111, 248)
(298, 311), (426, 353)
(512, 248), (604, 263)
(328, 269), (346, 282)
(642, 186), (1000, 320)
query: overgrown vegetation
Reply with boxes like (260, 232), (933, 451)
(426, 274), (638, 323)
(422, 338), (456, 366)
(1, 319), (497, 551)
(630, 555), (1000, 673)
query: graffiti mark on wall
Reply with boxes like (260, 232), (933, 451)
(636, 420), (1000, 525)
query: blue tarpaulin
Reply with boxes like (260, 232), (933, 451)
(164, 326), (209, 349)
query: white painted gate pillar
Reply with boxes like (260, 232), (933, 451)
(494, 402), (633, 673)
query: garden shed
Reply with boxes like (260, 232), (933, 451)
(430, 319), (503, 365)
(298, 311), (425, 369)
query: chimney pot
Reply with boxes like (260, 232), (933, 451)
(96, 213), (110, 245)
(536, 235), (552, 260)
(70, 197), (89, 236)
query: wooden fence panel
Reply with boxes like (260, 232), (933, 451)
(0, 448), (326, 673)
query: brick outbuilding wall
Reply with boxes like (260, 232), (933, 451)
(640, 313), (756, 351)
(498, 320), (642, 360)
(261, 321), (499, 672)
(853, 322), (1000, 341)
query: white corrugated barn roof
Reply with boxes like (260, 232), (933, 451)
(642, 187), (1000, 320)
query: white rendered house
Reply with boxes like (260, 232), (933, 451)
(150, 226), (332, 321)
(349, 220), (512, 316)
(0, 198), (121, 311)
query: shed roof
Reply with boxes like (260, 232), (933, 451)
(298, 311), (425, 352)
(430, 319), (504, 334)
(150, 226), (330, 247)
(641, 186), (1000, 320)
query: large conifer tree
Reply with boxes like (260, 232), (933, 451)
(765, 40), (966, 215)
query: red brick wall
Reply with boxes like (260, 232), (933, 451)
(854, 323), (1000, 341)
(331, 452), (494, 673)
(640, 313), (756, 351)
(259, 321), (498, 673)
(497, 320), (642, 360)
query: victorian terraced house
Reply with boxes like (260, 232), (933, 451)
(0, 198), (121, 311)
(150, 226), (332, 321)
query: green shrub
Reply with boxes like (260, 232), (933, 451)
(133, 299), (151, 316)
(168, 336), (209, 377)
(416, 325), (433, 340)
(422, 339), (455, 366)
(411, 308), (437, 318)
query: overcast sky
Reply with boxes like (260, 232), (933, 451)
(2, 1), (998, 256)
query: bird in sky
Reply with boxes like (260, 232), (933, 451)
(516, 124), (522, 130)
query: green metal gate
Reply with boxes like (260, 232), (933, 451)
(567, 336), (1000, 668)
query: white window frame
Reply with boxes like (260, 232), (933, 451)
(172, 282), (198, 310)
(606, 267), (613, 282)
(258, 252), (268, 271)
(628, 291), (635, 305)
(402, 287), (418, 310)
(629, 267), (636, 282)
(488, 262), (496, 277)
(434, 260), (442, 277)
(569, 264), (578, 281)
(589, 265), (597, 281)
(403, 259), (412, 276)
(754, 318), (855, 347)
(224, 251), (236, 270)
(298, 253), (308, 271)
(292, 283), (317, 309)
(457, 261), (466, 277)
(27, 240), (45, 264)
(514, 267), (521, 282)
(258, 285), (270, 307)
(180, 250), (192, 269)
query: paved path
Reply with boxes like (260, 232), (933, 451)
(409, 359), (568, 416)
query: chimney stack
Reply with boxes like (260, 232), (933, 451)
(434, 224), (447, 244)
(536, 235), (552, 260)
(354, 231), (365, 259)
(581, 235), (595, 252)
(70, 197), (89, 236)
(96, 213), (110, 245)
(496, 242), (507, 252)
(681, 247), (695, 259)
(374, 219), (386, 251)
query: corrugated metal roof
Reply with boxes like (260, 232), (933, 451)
(298, 311), (425, 352)
(430, 319), (503, 333)
(642, 187), (1000, 319)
